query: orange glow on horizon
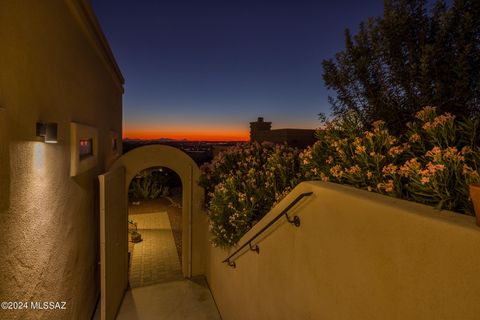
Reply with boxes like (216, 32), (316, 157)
(123, 129), (249, 141)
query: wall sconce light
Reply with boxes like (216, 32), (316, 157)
(36, 122), (58, 143)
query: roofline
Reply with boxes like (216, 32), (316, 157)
(67, 0), (125, 91)
(270, 128), (316, 132)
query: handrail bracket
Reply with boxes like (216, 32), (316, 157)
(221, 191), (313, 267)
(286, 213), (300, 227)
(249, 243), (260, 254)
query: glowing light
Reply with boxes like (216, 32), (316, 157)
(33, 142), (46, 172)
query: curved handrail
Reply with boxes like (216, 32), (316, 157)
(222, 192), (313, 268)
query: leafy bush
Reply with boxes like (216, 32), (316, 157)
(199, 142), (302, 247)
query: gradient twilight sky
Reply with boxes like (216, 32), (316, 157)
(90, 0), (384, 140)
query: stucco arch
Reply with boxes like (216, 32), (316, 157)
(110, 144), (207, 277)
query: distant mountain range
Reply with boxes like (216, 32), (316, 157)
(123, 137), (246, 143)
(124, 137), (177, 141)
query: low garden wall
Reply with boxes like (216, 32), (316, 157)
(205, 181), (480, 320)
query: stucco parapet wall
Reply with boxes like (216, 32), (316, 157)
(209, 181), (480, 319)
(66, 0), (125, 92)
(231, 181), (478, 253)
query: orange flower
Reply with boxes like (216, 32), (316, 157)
(355, 145), (366, 154)
(382, 164), (398, 176)
(421, 176), (430, 184)
(330, 165), (344, 178)
(366, 171), (373, 180)
(409, 133), (421, 143)
(415, 106), (437, 121)
(388, 146), (404, 156)
(346, 165), (361, 174)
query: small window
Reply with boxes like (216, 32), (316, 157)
(79, 138), (94, 160)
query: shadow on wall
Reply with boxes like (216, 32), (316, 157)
(0, 108), (10, 211)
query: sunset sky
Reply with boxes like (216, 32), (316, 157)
(90, 0), (384, 141)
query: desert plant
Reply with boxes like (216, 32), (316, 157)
(128, 168), (171, 199)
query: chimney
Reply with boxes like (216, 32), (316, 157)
(249, 117), (272, 142)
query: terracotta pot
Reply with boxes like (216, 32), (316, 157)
(469, 184), (480, 227)
(130, 232), (142, 243)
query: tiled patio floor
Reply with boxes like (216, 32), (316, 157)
(129, 212), (183, 288)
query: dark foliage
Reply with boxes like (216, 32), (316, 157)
(323, 0), (480, 133)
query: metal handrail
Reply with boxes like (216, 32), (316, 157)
(222, 192), (313, 268)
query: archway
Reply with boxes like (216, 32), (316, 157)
(109, 144), (207, 278)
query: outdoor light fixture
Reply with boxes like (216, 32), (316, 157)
(36, 122), (58, 143)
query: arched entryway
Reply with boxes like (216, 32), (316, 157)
(109, 144), (207, 278)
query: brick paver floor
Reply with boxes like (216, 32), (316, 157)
(129, 211), (183, 288)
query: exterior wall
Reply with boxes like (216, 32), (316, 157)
(254, 129), (316, 149)
(110, 145), (208, 278)
(0, 1), (123, 319)
(206, 181), (480, 320)
(249, 118), (315, 149)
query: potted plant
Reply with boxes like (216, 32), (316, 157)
(130, 230), (142, 243)
(469, 184), (480, 227)
(128, 219), (138, 232)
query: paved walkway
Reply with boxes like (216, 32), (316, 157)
(93, 201), (220, 319)
(92, 278), (221, 320)
(129, 198), (183, 265)
(116, 278), (221, 320)
(129, 212), (183, 288)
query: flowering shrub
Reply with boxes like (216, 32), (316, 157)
(301, 106), (480, 214)
(401, 107), (480, 212)
(200, 107), (479, 248)
(199, 142), (302, 247)
(300, 112), (407, 196)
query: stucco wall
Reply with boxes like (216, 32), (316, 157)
(206, 181), (480, 320)
(0, 1), (123, 319)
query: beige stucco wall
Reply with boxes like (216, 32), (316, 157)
(110, 144), (208, 278)
(206, 181), (480, 320)
(0, 1), (123, 319)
